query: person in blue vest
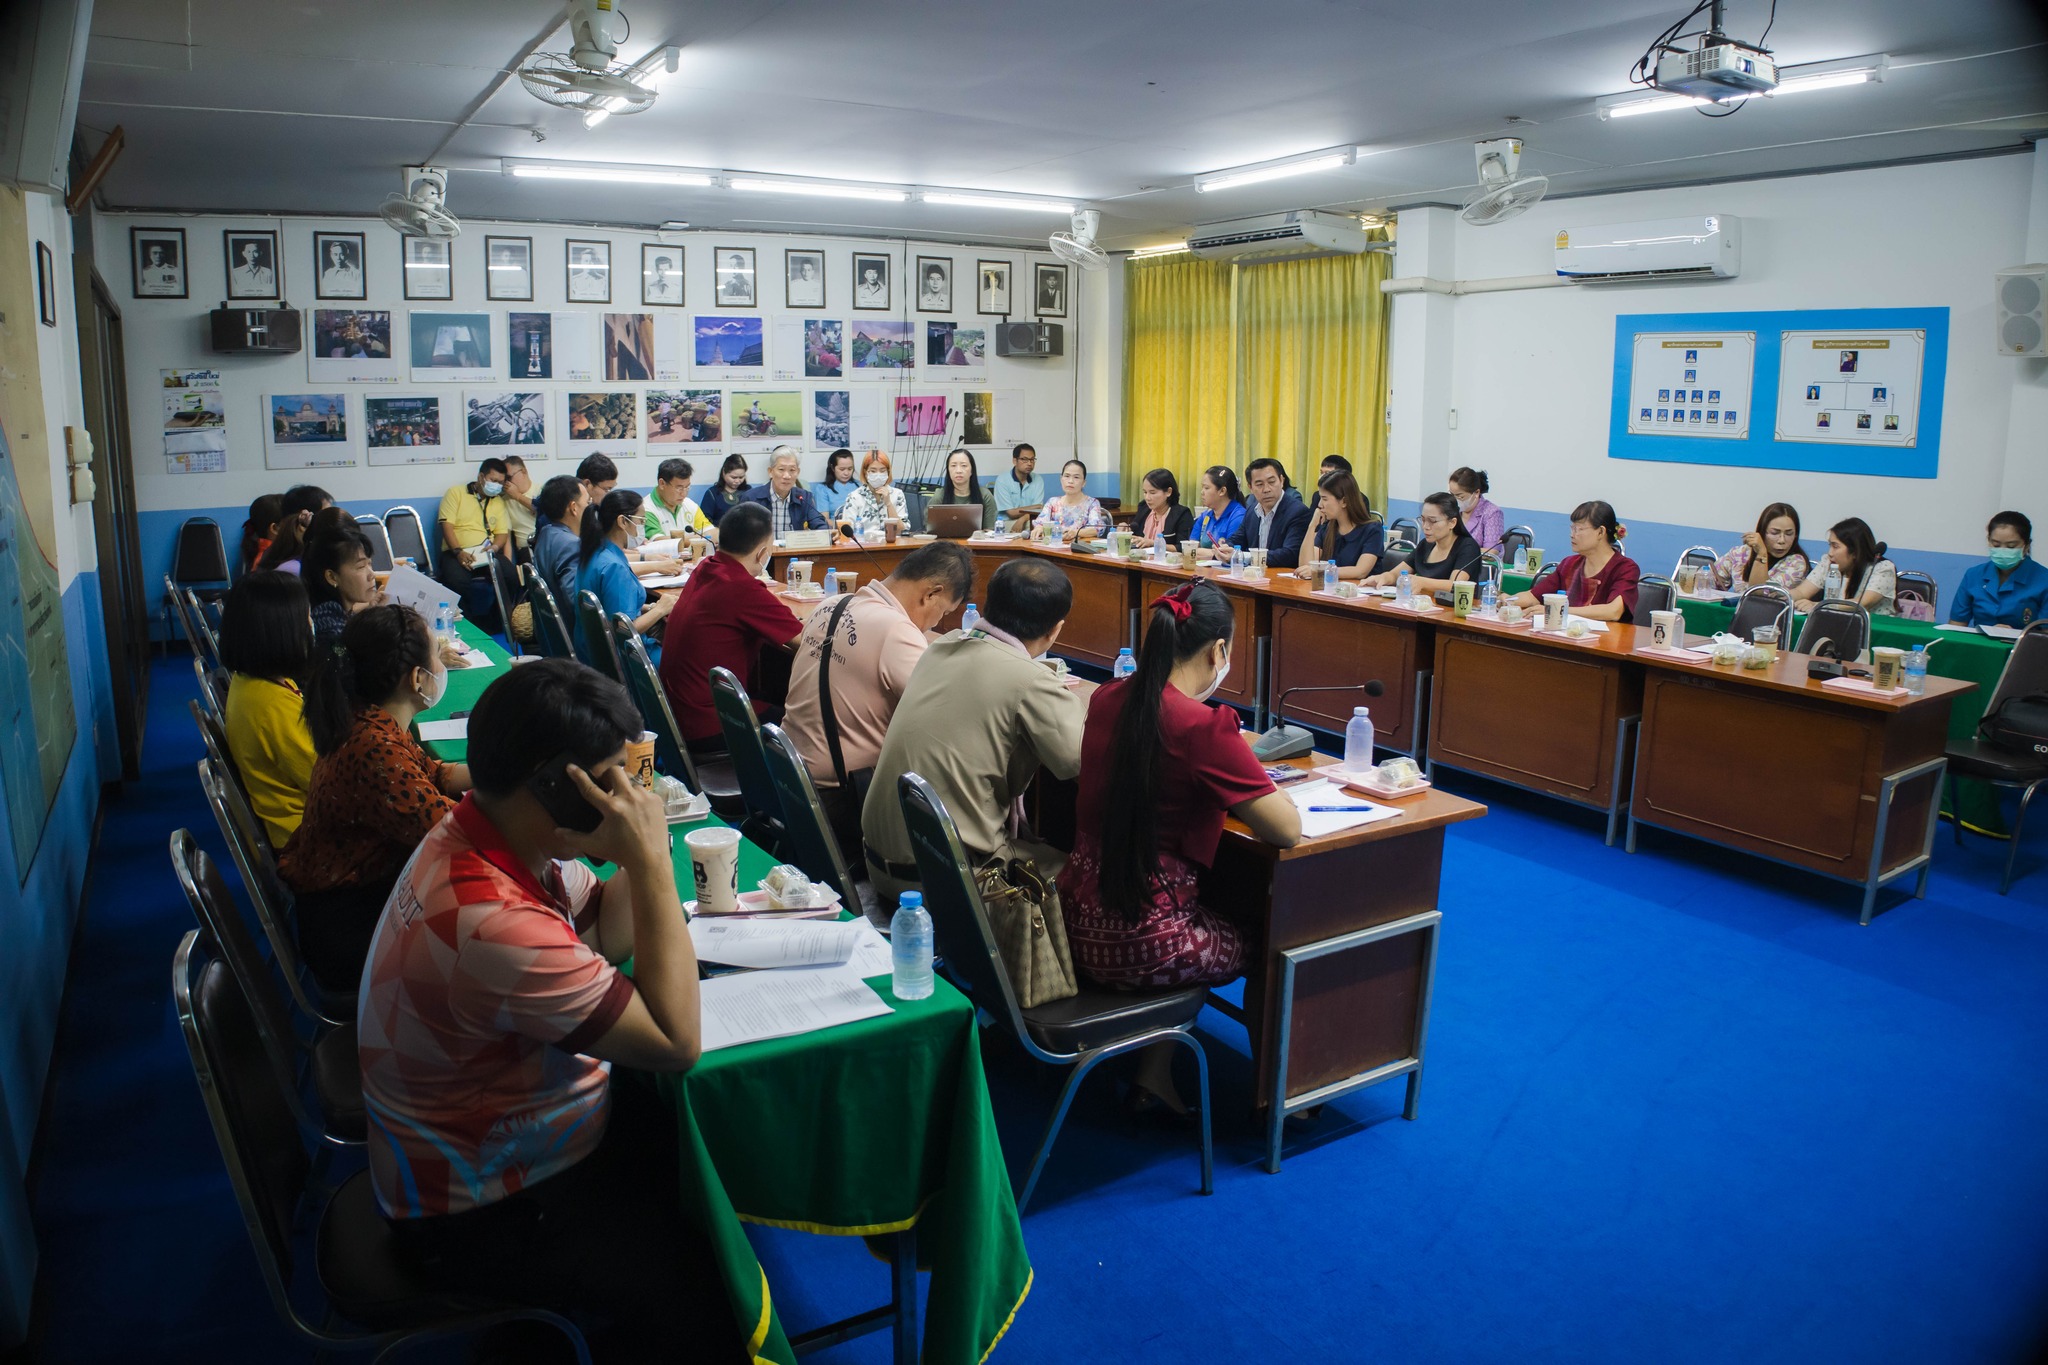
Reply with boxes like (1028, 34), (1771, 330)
(738, 447), (830, 536)
(1229, 457), (1312, 568)
(1949, 511), (2048, 628)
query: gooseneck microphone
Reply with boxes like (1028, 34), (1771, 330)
(1252, 680), (1385, 761)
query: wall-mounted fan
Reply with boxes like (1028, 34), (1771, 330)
(379, 166), (461, 238)
(1050, 209), (1110, 271)
(520, 0), (659, 119)
(1461, 139), (1548, 227)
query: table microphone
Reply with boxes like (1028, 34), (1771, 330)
(835, 522), (894, 582)
(1252, 680), (1384, 761)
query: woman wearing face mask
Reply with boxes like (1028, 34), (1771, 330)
(1948, 511), (2048, 628)
(1059, 580), (1301, 1116)
(1711, 503), (1809, 591)
(838, 450), (912, 530)
(1508, 499), (1641, 622)
(1032, 458), (1108, 541)
(576, 488), (675, 664)
(279, 604), (472, 992)
(1448, 467), (1503, 554)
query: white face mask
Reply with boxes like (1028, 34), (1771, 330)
(867, 471), (888, 488)
(417, 664), (447, 708)
(1194, 656), (1230, 704)
(1456, 494), (1477, 512)
(625, 524), (645, 550)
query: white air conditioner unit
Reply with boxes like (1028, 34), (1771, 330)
(1187, 210), (1376, 261)
(1554, 214), (1742, 284)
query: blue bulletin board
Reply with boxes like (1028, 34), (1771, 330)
(1608, 307), (1948, 478)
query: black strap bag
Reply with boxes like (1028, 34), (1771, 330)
(1978, 691), (2048, 757)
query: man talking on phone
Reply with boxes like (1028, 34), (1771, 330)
(357, 658), (743, 1360)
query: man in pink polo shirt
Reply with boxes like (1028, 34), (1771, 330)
(782, 541), (974, 859)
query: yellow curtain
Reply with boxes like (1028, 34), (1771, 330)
(1119, 254), (1235, 494)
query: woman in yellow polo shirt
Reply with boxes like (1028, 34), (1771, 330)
(220, 570), (318, 847)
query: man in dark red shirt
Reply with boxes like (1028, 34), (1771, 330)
(658, 500), (803, 749)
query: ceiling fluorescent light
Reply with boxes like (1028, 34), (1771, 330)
(1130, 242), (1189, 259)
(582, 104), (612, 129)
(1197, 148), (1355, 193)
(920, 191), (1075, 213)
(504, 159), (713, 186)
(727, 177), (907, 202)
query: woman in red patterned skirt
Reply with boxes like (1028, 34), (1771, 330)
(1059, 579), (1302, 1114)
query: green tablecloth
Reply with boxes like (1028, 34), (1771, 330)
(416, 620), (514, 761)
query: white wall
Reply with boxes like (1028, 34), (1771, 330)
(1388, 149), (2045, 572)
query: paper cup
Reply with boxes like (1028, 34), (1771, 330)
(626, 730), (658, 790)
(1524, 546), (1544, 575)
(1872, 646), (1904, 690)
(836, 571), (858, 594)
(1179, 542), (1198, 569)
(684, 827), (743, 914)
(1542, 592), (1568, 632)
(1452, 580), (1474, 619)
(1650, 609), (1681, 650)
(884, 520), (900, 544)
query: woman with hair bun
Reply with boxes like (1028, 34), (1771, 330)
(1509, 499), (1642, 622)
(1449, 466), (1503, 554)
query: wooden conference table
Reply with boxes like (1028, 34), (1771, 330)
(772, 537), (1972, 924)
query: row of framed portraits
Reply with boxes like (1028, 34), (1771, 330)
(128, 226), (1071, 316)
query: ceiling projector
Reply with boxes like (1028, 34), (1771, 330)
(1654, 40), (1777, 99)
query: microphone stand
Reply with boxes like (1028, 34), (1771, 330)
(1252, 680), (1385, 761)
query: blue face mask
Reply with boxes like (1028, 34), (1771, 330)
(1990, 546), (2026, 570)
(480, 480), (504, 498)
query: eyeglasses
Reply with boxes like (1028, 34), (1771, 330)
(1417, 515), (1448, 529)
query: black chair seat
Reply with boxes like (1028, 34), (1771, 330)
(317, 1171), (509, 1329)
(695, 756), (745, 815)
(312, 1026), (365, 1141)
(1944, 738), (2048, 785)
(1022, 982), (1208, 1054)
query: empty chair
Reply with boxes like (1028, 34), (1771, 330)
(383, 504), (431, 568)
(1946, 621), (2048, 893)
(172, 930), (589, 1362)
(759, 723), (860, 911)
(1389, 517), (1419, 546)
(898, 772), (1211, 1214)
(167, 519), (231, 648)
(355, 514), (396, 572)
(611, 619), (743, 819)
(1672, 544), (1719, 579)
(576, 590), (624, 681)
(521, 562), (574, 659)
(1794, 600), (1871, 662)
(1729, 584), (1793, 641)
(1500, 525), (1535, 566)
(1634, 575), (1676, 618)
(1894, 569), (1939, 623)
(708, 666), (786, 853)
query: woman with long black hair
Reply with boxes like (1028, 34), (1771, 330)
(1059, 579), (1301, 1113)
(576, 487), (674, 662)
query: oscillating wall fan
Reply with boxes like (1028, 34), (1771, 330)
(1461, 139), (1548, 227)
(378, 166), (461, 238)
(520, 0), (659, 119)
(1050, 210), (1110, 271)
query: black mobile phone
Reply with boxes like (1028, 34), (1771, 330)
(527, 752), (603, 833)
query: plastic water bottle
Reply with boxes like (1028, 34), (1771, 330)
(890, 892), (933, 1000)
(1395, 565), (1413, 606)
(1323, 559), (1338, 594)
(822, 567), (838, 597)
(1480, 571), (1499, 615)
(1903, 646), (1929, 695)
(1113, 648), (1136, 679)
(1231, 546), (1247, 576)
(1825, 563), (1843, 601)
(434, 604), (456, 648)
(1344, 706), (1376, 771)
(962, 602), (980, 633)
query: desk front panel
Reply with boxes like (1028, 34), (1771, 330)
(1139, 572), (1265, 710)
(1428, 632), (1638, 809)
(1271, 602), (1425, 754)
(1050, 555), (1134, 667)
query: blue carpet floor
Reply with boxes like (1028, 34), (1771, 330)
(22, 655), (2048, 1362)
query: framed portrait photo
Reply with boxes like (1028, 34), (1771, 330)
(312, 231), (367, 300)
(36, 243), (56, 327)
(566, 239), (612, 304)
(915, 256), (952, 313)
(784, 249), (825, 309)
(131, 227), (187, 299)
(641, 243), (684, 307)
(975, 259), (1011, 317)
(224, 228), (281, 300)
(484, 235), (534, 301)
(1033, 262), (1068, 319)
(852, 252), (890, 311)
(402, 236), (453, 301)
(715, 247), (757, 308)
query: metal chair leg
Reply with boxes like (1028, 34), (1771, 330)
(1014, 1049), (1113, 1214)
(1947, 773), (1964, 847)
(2001, 781), (2042, 895)
(890, 1227), (919, 1365)
(1168, 1029), (1214, 1196)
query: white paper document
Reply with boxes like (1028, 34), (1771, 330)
(698, 966), (891, 1052)
(416, 718), (468, 741)
(689, 918), (861, 969)
(1979, 625), (2024, 641)
(838, 917), (895, 978)
(455, 645), (494, 668)
(1285, 779), (1403, 838)
(640, 573), (691, 589)
(1530, 616), (1609, 633)
(383, 563), (459, 622)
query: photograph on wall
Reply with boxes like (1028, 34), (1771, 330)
(785, 250), (825, 309)
(364, 395), (451, 464)
(1033, 262), (1067, 319)
(264, 393), (356, 469)
(403, 237), (452, 300)
(651, 313), (688, 382)
(162, 382), (225, 431)
(894, 394), (949, 437)
(916, 257), (953, 313)
(224, 229), (281, 300)
(1773, 328), (1925, 448)
(0, 424), (79, 875)
(551, 311), (600, 383)
(647, 389), (721, 443)
(485, 235), (534, 301)
(693, 315), (765, 380)
(812, 390), (850, 448)
(926, 322), (986, 367)
(566, 239), (612, 303)
(165, 428), (228, 475)
(509, 312), (552, 379)
(308, 309), (397, 384)
(567, 391), (639, 443)
(730, 390), (802, 446)
(603, 312), (657, 381)
(407, 310), (495, 383)
(962, 390), (995, 445)
(641, 243), (683, 306)
(465, 390), (546, 446)
(715, 247), (757, 307)
(313, 231), (366, 300)
(852, 252), (890, 311)
(851, 319), (914, 369)
(1624, 332), (1754, 441)
(976, 260), (1010, 316)
(131, 227), (187, 298)
(806, 319), (843, 377)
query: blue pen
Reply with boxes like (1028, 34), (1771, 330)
(1306, 805), (1372, 812)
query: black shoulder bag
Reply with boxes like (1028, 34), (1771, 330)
(816, 595), (875, 807)
(1979, 691), (2048, 757)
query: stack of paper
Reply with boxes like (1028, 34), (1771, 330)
(416, 717), (468, 742)
(1284, 779), (1402, 838)
(699, 967), (891, 1052)
(688, 918), (862, 969)
(641, 572), (690, 589)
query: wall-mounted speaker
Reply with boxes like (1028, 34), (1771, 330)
(994, 321), (1064, 357)
(209, 307), (302, 355)
(1995, 265), (2047, 358)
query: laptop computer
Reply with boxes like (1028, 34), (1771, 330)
(924, 503), (982, 539)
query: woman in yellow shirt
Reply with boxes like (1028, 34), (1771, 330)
(220, 570), (317, 847)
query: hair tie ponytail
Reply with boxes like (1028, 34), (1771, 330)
(1149, 582), (1196, 622)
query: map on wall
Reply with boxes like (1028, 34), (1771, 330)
(0, 422), (77, 878)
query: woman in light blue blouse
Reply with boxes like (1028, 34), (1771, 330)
(1189, 466), (1247, 548)
(811, 448), (860, 522)
(1948, 511), (2048, 629)
(574, 488), (675, 664)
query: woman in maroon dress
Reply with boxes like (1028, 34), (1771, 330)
(1060, 580), (1302, 1114)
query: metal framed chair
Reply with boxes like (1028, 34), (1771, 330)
(1945, 620), (2048, 893)
(383, 504), (432, 568)
(898, 772), (1211, 1214)
(1729, 584), (1794, 642)
(1794, 600), (1871, 662)
(520, 563), (574, 659)
(1385, 537), (1417, 558)
(575, 590), (624, 681)
(1894, 569), (1939, 623)
(193, 659), (229, 728)
(172, 930), (590, 1363)
(758, 723), (860, 910)
(1388, 517), (1419, 548)
(1499, 525), (1535, 565)
(1671, 544), (1719, 578)
(183, 585), (223, 670)
(170, 831), (362, 1145)
(612, 621), (743, 818)
(708, 666), (786, 853)
(355, 513), (396, 572)
(172, 515), (232, 607)
(488, 555), (523, 656)
(1634, 575), (1676, 619)
(164, 572), (204, 657)
(1531, 561), (1558, 584)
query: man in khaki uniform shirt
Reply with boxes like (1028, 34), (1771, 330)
(861, 558), (1085, 912)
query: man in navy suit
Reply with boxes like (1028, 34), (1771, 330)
(740, 447), (831, 535)
(1230, 457), (1311, 568)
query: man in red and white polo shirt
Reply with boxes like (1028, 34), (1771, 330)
(358, 657), (739, 1360)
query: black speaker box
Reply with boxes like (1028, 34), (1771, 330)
(209, 307), (302, 354)
(994, 321), (1063, 357)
